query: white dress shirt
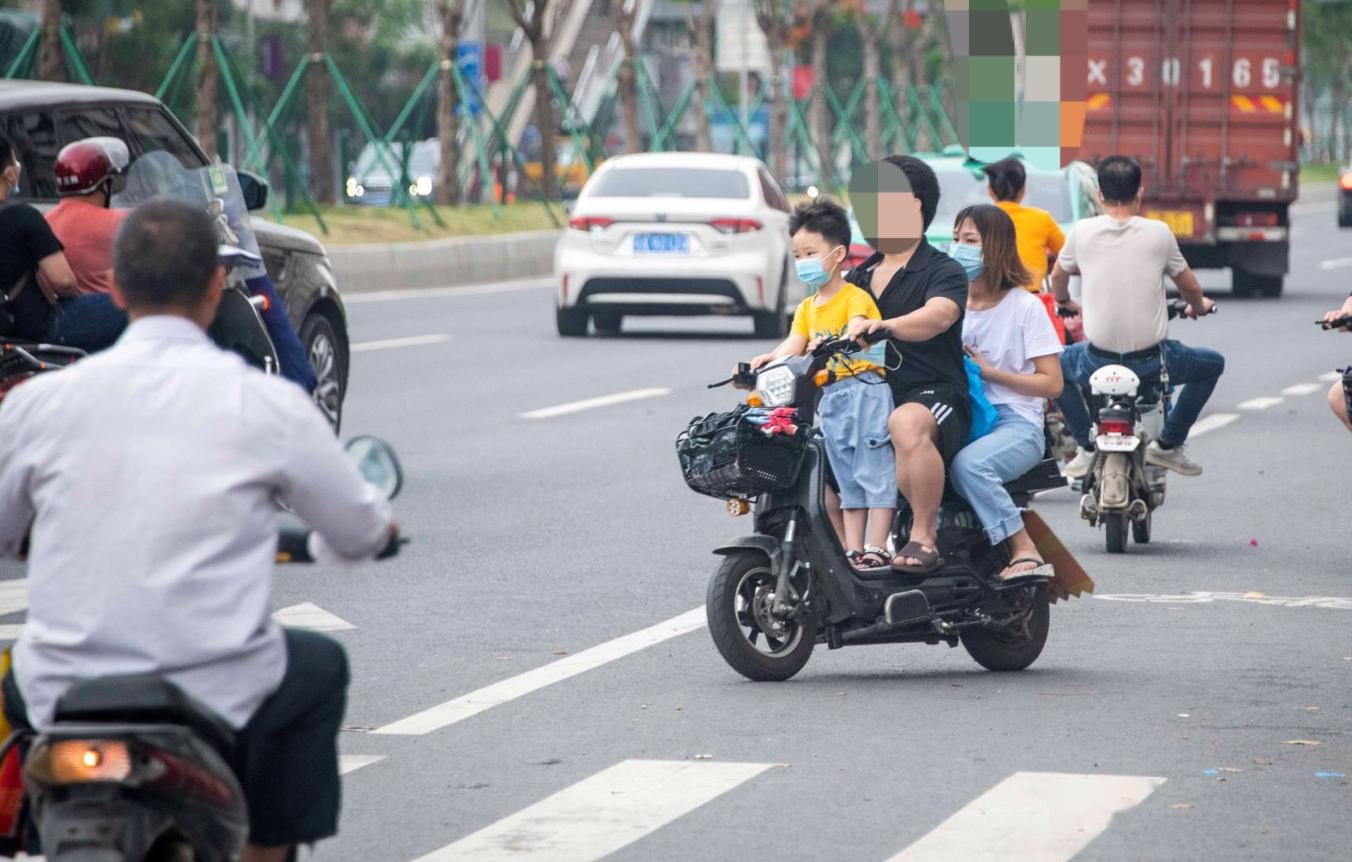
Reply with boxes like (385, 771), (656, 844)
(0, 316), (392, 729)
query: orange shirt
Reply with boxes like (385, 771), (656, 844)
(995, 200), (1064, 292)
(44, 199), (127, 296)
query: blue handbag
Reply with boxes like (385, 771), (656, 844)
(963, 356), (999, 445)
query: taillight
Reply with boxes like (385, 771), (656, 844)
(141, 745), (237, 809)
(709, 218), (763, 234)
(1098, 418), (1133, 436)
(568, 216), (613, 232)
(1234, 212), (1278, 227)
(1340, 174), (1352, 191)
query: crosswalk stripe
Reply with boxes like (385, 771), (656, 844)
(409, 759), (776, 861)
(274, 602), (356, 631)
(885, 771), (1164, 862)
(373, 607), (707, 735)
(339, 755), (387, 775)
(0, 580), (28, 617)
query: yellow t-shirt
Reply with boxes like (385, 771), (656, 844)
(996, 200), (1065, 292)
(790, 284), (883, 379)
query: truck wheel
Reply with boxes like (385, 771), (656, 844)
(556, 307), (588, 337)
(1232, 270), (1283, 298)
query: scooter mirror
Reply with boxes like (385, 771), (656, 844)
(345, 436), (403, 500)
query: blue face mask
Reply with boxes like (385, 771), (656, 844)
(949, 242), (985, 281)
(795, 247), (844, 291)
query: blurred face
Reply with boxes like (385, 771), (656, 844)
(953, 217), (982, 247)
(849, 160), (924, 254)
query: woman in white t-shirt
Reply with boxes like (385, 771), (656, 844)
(947, 205), (1065, 581)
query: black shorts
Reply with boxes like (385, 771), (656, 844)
(895, 384), (971, 464)
(4, 628), (349, 848)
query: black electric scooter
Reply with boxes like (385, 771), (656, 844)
(679, 335), (1068, 682)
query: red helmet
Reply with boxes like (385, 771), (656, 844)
(54, 137), (129, 197)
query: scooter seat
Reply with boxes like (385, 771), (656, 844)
(52, 674), (236, 753)
(1002, 458), (1066, 497)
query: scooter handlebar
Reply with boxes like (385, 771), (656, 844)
(813, 327), (888, 358)
(1318, 314), (1352, 330)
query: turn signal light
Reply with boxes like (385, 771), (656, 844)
(568, 216), (613, 232)
(746, 394), (763, 407)
(48, 740), (132, 784)
(1340, 173), (1352, 191)
(709, 218), (763, 234)
(1097, 418), (1133, 436)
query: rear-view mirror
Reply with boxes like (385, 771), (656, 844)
(345, 436), (403, 500)
(238, 169), (270, 212)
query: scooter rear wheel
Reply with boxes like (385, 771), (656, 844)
(1132, 511), (1152, 544)
(961, 586), (1050, 672)
(707, 551), (815, 681)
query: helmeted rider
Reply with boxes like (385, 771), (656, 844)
(47, 137), (129, 296)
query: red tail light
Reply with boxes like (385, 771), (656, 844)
(568, 216), (613, 232)
(1340, 174), (1352, 191)
(142, 745), (238, 809)
(1097, 418), (1133, 436)
(1234, 212), (1278, 227)
(709, 218), (763, 234)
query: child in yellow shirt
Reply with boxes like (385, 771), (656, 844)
(750, 199), (896, 570)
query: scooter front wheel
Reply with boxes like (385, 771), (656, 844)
(707, 551), (815, 682)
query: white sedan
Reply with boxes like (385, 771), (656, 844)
(554, 152), (802, 337)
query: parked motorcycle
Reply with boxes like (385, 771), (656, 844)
(678, 335), (1073, 683)
(0, 438), (402, 862)
(1076, 299), (1214, 553)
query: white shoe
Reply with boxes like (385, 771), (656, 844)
(1146, 441), (1203, 476)
(1063, 447), (1095, 479)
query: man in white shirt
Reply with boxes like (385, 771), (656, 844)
(0, 199), (397, 862)
(1050, 155), (1223, 478)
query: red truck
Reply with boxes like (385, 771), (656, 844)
(1080, 0), (1302, 297)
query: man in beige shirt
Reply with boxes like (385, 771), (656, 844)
(1050, 155), (1222, 479)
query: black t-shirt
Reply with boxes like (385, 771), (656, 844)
(0, 202), (62, 338)
(848, 240), (969, 396)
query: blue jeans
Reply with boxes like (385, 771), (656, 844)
(818, 375), (896, 509)
(1056, 339), (1225, 448)
(51, 293), (127, 352)
(245, 275), (316, 394)
(950, 406), (1045, 545)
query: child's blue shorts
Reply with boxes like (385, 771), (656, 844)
(818, 374), (897, 510)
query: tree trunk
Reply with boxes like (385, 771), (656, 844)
(39, 0), (62, 82)
(616, 3), (643, 153)
(887, 0), (913, 151)
(929, 6), (955, 147)
(688, 2), (717, 152)
(435, 0), (463, 206)
(307, 0), (334, 204)
(855, 6), (880, 160)
(810, 0), (832, 189)
(195, 0), (219, 160)
(532, 42), (558, 201)
(756, 0), (790, 181)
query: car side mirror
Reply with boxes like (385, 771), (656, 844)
(238, 170), (270, 212)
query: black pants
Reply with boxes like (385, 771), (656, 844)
(5, 628), (349, 847)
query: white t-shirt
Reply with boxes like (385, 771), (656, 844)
(1057, 214), (1188, 353)
(963, 289), (1064, 427)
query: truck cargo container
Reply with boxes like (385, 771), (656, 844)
(1080, 0), (1302, 296)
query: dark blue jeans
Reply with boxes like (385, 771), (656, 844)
(51, 293), (127, 352)
(1056, 339), (1226, 448)
(245, 274), (316, 395)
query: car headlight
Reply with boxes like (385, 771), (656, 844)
(345, 177), (365, 198)
(755, 365), (796, 408)
(415, 176), (434, 197)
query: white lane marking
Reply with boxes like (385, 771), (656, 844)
(374, 607), (706, 736)
(0, 580), (28, 617)
(1290, 201), (1335, 216)
(339, 755), (387, 775)
(410, 759), (775, 861)
(343, 277), (552, 304)
(1238, 396), (1283, 411)
(274, 602), (356, 632)
(1321, 371), (1343, 382)
(887, 772), (1164, 862)
(351, 333), (449, 353)
(0, 624), (21, 640)
(1319, 257), (1352, 272)
(520, 387), (672, 420)
(1283, 382), (1324, 396)
(1187, 412), (1239, 437)
(1095, 591), (1352, 609)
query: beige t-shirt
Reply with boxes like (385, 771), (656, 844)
(1058, 215), (1188, 353)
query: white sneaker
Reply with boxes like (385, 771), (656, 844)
(1063, 447), (1095, 479)
(1146, 441), (1203, 476)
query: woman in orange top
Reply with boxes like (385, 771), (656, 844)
(983, 156), (1066, 341)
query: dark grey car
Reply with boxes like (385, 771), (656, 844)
(0, 81), (350, 428)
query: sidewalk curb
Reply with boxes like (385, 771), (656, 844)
(328, 229), (560, 293)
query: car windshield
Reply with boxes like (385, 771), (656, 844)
(932, 167), (1073, 229)
(589, 167), (751, 199)
(353, 142), (436, 179)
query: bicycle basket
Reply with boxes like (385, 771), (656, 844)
(675, 406), (809, 499)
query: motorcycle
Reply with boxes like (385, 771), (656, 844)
(1076, 299), (1214, 553)
(0, 438), (402, 862)
(678, 334), (1073, 683)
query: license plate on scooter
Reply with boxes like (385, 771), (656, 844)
(1095, 434), (1140, 453)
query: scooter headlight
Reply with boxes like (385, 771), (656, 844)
(755, 365), (796, 408)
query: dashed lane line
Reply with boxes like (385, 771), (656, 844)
(886, 772), (1165, 862)
(1094, 591), (1352, 609)
(350, 333), (450, 353)
(1238, 396), (1284, 411)
(1282, 382), (1324, 396)
(342, 277), (552, 304)
(520, 387), (672, 420)
(1319, 257), (1352, 272)
(1321, 371), (1343, 382)
(1187, 412), (1238, 437)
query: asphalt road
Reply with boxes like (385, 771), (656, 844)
(7, 200), (1352, 860)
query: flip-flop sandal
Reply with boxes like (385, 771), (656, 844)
(851, 547), (890, 571)
(995, 557), (1054, 589)
(892, 541), (944, 574)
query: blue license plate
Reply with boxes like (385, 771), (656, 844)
(632, 233), (689, 254)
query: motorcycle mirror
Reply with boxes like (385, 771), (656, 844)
(345, 436), (403, 500)
(237, 169), (270, 212)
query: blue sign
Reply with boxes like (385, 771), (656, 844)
(457, 42), (483, 118)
